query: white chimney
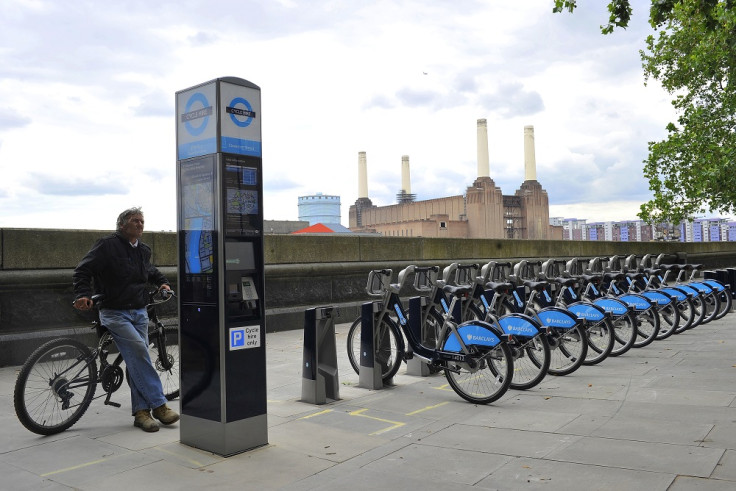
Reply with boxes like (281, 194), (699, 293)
(477, 119), (490, 178)
(358, 151), (368, 198)
(401, 155), (411, 194)
(524, 125), (537, 181)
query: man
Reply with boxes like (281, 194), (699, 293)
(73, 207), (179, 432)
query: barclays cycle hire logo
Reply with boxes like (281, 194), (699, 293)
(226, 97), (256, 127)
(181, 92), (213, 136)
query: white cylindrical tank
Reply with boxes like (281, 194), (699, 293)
(298, 192), (341, 226)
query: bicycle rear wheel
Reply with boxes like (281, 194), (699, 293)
(582, 318), (614, 366)
(546, 325), (588, 376)
(674, 297), (696, 333)
(14, 338), (97, 435)
(632, 308), (659, 348)
(685, 294), (706, 330)
(610, 312), (636, 356)
(715, 288), (732, 319)
(444, 332), (513, 404)
(510, 334), (550, 390)
(656, 303), (679, 339)
(700, 290), (720, 324)
(346, 316), (405, 381)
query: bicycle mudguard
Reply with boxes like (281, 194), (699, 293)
(592, 297), (629, 316)
(442, 321), (503, 351)
(702, 280), (726, 292)
(639, 290), (674, 306)
(687, 282), (714, 294)
(567, 302), (606, 322)
(677, 284), (700, 297)
(536, 306), (584, 328)
(659, 287), (688, 301)
(617, 293), (654, 311)
(497, 313), (542, 337)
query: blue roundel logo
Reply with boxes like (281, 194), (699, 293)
(183, 92), (211, 136)
(228, 97), (255, 128)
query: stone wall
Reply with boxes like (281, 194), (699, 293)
(3, 227), (736, 366)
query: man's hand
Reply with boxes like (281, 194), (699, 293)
(159, 284), (172, 292)
(73, 297), (93, 311)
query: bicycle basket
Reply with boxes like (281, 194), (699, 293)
(454, 264), (478, 286)
(413, 266), (438, 292)
(366, 269), (392, 296)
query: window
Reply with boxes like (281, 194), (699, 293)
(440, 221), (447, 229)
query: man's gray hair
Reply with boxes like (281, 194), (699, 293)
(116, 207), (144, 232)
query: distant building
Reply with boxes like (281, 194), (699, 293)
(349, 122), (552, 239)
(298, 193), (341, 226)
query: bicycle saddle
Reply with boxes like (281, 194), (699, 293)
(486, 281), (515, 292)
(443, 284), (472, 296)
(523, 280), (549, 291)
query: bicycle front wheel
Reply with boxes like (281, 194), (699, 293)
(346, 316), (405, 381)
(444, 334), (513, 404)
(149, 326), (180, 401)
(14, 338), (97, 435)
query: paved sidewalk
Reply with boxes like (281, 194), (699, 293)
(2, 314), (736, 490)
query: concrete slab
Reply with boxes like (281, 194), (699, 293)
(420, 424), (581, 459)
(546, 436), (724, 477)
(481, 456), (676, 490)
(3, 313), (736, 490)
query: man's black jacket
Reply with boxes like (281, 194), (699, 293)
(73, 232), (169, 310)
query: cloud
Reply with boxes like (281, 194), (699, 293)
(26, 174), (129, 197)
(131, 90), (174, 118)
(478, 83), (545, 117)
(0, 108), (32, 130)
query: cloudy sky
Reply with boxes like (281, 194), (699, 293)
(0, 0), (684, 231)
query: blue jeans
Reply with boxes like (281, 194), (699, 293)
(99, 308), (167, 414)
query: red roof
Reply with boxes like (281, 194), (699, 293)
(292, 223), (335, 234)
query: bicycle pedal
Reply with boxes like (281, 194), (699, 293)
(404, 350), (414, 360)
(104, 392), (121, 408)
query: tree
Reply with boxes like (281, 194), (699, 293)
(554, 1), (736, 224)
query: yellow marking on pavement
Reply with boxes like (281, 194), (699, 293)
(349, 408), (406, 435)
(156, 446), (206, 467)
(433, 383), (454, 392)
(41, 457), (112, 477)
(405, 401), (449, 416)
(300, 409), (333, 420)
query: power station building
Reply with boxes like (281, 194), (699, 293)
(349, 120), (553, 239)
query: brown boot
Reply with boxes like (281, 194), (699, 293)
(134, 410), (159, 432)
(152, 404), (180, 425)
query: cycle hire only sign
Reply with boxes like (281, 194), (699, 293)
(229, 326), (261, 350)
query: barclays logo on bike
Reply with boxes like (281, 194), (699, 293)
(504, 325), (537, 336)
(543, 316), (574, 327)
(465, 333), (500, 345)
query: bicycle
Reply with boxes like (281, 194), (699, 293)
(347, 266), (514, 404)
(14, 290), (179, 435)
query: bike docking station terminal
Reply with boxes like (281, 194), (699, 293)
(300, 306), (340, 404)
(175, 77), (267, 456)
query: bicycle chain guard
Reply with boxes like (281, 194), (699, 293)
(100, 365), (124, 393)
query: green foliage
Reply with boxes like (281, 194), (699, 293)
(553, 1), (736, 224)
